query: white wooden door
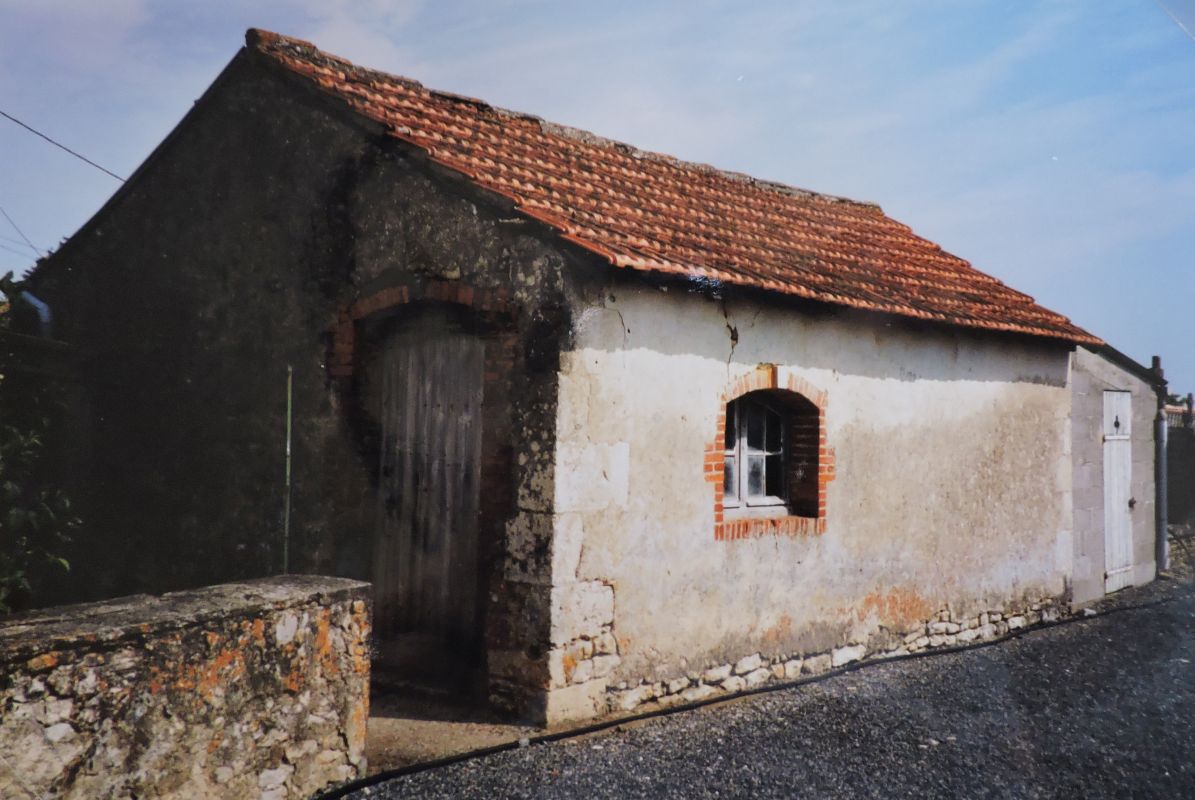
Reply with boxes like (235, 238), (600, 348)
(1103, 391), (1133, 593)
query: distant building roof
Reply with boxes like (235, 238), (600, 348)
(255, 30), (1095, 344)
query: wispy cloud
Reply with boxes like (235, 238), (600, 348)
(0, 0), (1192, 384)
(0, 0), (150, 75)
(288, 0), (427, 73)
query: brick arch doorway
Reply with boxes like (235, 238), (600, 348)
(359, 303), (487, 691)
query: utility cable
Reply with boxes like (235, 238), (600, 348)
(0, 204), (41, 257)
(0, 240), (36, 260)
(0, 232), (37, 254)
(1155, 0), (1195, 43)
(0, 109), (125, 182)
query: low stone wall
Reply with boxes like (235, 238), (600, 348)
(607, 593), (1066, 714)
(0, 575), (370, 799)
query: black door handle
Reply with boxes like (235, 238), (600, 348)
(1128, 497), (1136, 509)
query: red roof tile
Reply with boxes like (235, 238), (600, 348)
(248, 29), (1099, 346)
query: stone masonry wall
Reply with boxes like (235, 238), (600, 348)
(607, 591), (1066, 714)
(0, 575), (370, 800)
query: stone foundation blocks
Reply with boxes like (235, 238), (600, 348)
(603, 593), (1070, 716)
(733, 653), (762, 675)
(720, 675), (746, 693)
(703, 664), (732, 683)
(802, 654), (833, 675)
(744, 668), (772, 688)
(831, 644), (866, 667)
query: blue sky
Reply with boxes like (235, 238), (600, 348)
(1, 1), (1193, 391)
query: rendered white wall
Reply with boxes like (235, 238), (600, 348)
(1070, 346), (1158, 605)
(551, 282), (1074, 686)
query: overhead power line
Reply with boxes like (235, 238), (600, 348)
(1155, 0), (1195, 43)
(0, 240), (35, 260)
(0, 232), (37, 253)
(0, 204), (43, 257)
(0, 108), (125, 182)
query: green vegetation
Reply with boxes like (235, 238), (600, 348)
(0, 271), (77, 614)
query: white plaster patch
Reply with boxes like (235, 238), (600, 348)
(571, 306), (638, 359)
(555, 442), (629, 513)
(592, 654), (621, 678)
(550, 581), (615, 645)
(552, 514), (585, 583)
(1054, 528), (1073, 575)
(572, 660), (594, 684)
(556, 356), (591, 438)
(544, 680), (608, 724)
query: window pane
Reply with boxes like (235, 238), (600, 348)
(724, 456), (737, 501)
(725, 401), (737, 451)
(765, 453), (784, 497)
(765, 408), (782, 452)
(747, 455), (764, 496)
(746, 404), (764, 451)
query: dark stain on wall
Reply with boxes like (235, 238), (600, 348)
(24, 49), (577, 717)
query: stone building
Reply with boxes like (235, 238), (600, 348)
(1069, 346), (1166, 604)
(23, 29), (1161, 723)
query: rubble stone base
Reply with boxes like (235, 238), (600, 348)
(0, 575), (371, 800)
(607, 595), (1066, 715)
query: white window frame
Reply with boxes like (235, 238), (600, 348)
(724, 395), (788, 516)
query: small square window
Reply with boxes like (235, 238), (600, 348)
(723, 396), (786, 511)
(723, 390), (819, 519)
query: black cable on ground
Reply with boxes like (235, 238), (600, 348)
(316, 577), (1195, 800)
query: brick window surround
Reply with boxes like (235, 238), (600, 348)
(706, 364), (835, 541)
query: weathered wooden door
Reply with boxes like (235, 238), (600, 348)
(1103, 390), (1133, 593)
(371, 312), (484, 672)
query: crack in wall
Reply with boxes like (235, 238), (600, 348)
(720, 298), (738, 372)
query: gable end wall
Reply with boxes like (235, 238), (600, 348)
(27, 53), (584, 719)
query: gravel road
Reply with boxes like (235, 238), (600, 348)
(346, 579), (1195, 799)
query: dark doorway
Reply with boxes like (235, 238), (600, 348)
(362, 306), (485, 691)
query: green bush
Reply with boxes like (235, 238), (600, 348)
(0, 272), (78, 613)
(0, 417), (76, 613)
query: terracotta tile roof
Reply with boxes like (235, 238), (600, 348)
(248, 29), (1099, 345)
